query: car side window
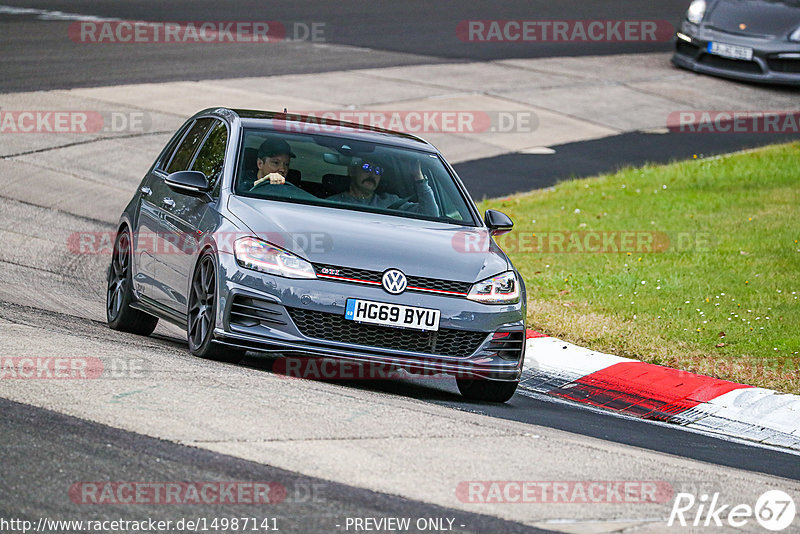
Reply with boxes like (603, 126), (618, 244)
(155, 121), (192, 171)
(165, 118), (214, 174)
(191, 120), (228, 192)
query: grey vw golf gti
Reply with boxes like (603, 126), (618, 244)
(107, 108), (526, 402)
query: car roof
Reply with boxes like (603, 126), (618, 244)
(195, 108), (439, 152)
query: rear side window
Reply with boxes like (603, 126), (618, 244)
(166, 118), (214, 173)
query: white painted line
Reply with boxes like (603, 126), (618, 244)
(519, 146), (556, 155)
(0, 5), (120, 22)
(638, 127), (670, 135)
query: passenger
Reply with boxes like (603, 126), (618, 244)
(248, 138), (295, 189)
(328, 157), (437, 215)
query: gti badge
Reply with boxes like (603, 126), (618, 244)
(381, 269), (407, 294)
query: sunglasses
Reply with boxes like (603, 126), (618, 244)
(358, 162), (383, 176)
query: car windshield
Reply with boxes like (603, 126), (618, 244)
(233, 128), (478, 226)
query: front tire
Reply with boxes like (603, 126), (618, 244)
(456, 378), (518, 403)
(187, 252), (243, 363)
(106, 229), (158, 335)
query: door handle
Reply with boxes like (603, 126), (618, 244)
(162, 198), (175, 208)
(140, 186), (152, 196)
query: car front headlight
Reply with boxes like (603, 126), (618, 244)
(686, 0), (706, 24)
(790, 26), (800, 42)
(467, 271), (520, 304)
(234, 236), (316, 279)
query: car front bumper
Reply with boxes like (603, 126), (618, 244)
(672, 24), (800, 85)
(213, 256), (527, 382)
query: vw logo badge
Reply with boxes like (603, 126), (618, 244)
(382, 269), (407, 294)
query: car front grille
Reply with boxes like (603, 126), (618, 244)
(484, 330), (526, 361)
(698, 54), (763, 74)
(229, 295), (288, 328)
(313, 263), (472, 297)
(767, 56), (800, 74)
(286, 307), (488, 358)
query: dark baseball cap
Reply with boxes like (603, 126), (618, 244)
(257, 138), (296, 159)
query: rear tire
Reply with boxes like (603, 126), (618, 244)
(187, 252), (244, 364)
(106, 229), (158, 336)
(456, 378), (518, 403)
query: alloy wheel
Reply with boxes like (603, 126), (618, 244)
(107, 232), (130, 321)
(189, 255), (215, 349)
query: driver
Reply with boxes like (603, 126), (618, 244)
(327, 156), (437, 215)
(247, 138), (295, 190)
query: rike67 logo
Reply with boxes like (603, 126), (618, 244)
(668, 490), (796, 531)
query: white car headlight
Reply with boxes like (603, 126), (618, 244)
(686, 0), (706, 24)
(467, 271), (520, 304)
(790, 26), (800, 42)
(234, 236), (316, 279)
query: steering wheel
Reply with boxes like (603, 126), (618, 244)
(386, 196), (412, 210)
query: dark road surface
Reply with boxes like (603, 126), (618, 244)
(0, 0), (689, 92)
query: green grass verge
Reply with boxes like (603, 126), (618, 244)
(480, 142), (800, 393)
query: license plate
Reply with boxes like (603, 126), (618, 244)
(345, 299), (440, 331)
(707, 41), (753, 61)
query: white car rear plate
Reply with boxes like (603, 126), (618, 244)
(707, 41), (753, 61)
(345, 299), (440, 331)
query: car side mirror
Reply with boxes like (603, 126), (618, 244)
(165, 170), (211, 196)
(484, 209), (513, 236)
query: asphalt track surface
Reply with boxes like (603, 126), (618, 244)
(455, 130), (800, 199)
(0, 297), (798, 532)
(0, 0), (690, 92)
(3, 0), (797, 199)
(2, 1), (800, 532)
(0, 396), (548, 534)
(337, 376), (800, 483)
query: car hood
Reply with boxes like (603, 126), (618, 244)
(706, 0), (800, 37)
(227, 195), (510, 283)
